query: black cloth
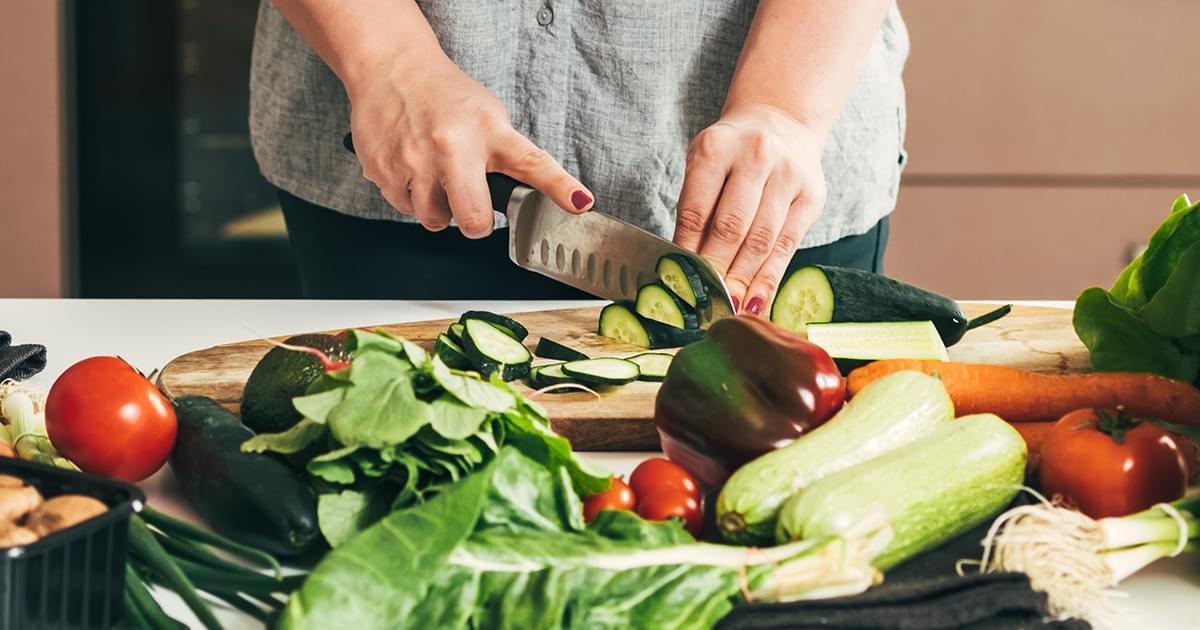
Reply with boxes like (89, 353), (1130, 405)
(0, 331), (47, 382)
(277, 188), (890, 299)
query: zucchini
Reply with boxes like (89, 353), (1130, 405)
(805, 321), (949, 375)
(715, 371), (954, 545)
(769, 265), (1012, 346)
(627, 352), (672, 382)
(776, 414), (1026, 569)
(460, 318), (531, 381)
(447, 322), (465, 345)
(170, 396), (319, 556)
(459, 310), (528, 341)
(656, 253), (708, 309)
(434, 333), (473, 370)
(636, 282), (699, 329)
(598, 302), (706, 349)
(561, 358), (641, 386)
(534, 337), (589, 362)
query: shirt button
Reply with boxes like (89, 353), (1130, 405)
(536, 6), (554, 26)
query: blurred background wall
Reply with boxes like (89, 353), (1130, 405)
(1, 0), (1197, 299)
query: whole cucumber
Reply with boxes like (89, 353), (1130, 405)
(715, 371), (953, 545)
(775, 414), (1026, 569)
(171, 395), (319, 556)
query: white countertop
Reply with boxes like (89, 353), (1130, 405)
(2, 298), (1196, 629)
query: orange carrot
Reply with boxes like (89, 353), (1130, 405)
(847, 360), (1200, 427)
(1010, 421), (1056, 471)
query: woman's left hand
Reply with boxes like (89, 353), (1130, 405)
(673, 103), (827, 316)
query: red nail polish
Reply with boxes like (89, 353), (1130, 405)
(731, 296), (741, 313)
(571, 190), (592, 210)
(746, 297), (763, 316)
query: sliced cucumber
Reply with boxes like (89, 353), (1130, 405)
(447, 322), (465, 345)
(459, 310), (529, 341)
(534, 337), (590, 362)
(460, 318), (531, 381)
(769, 266), (836, 333)
(656, 254), (708, 309)
(627, 352), (673, 382)
(805, 321), (949, 374)
(636, 282), (698, 329)
(528, 362), (572, 388)
(561, 358), (640, 386)
(434, 333), (472, 370)
(598, 302), (705, 349)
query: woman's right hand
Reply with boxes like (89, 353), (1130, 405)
(345, 56), (594, 237)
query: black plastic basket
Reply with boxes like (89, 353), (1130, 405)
(0, 458), (143, 630)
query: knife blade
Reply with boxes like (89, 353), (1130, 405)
(343, 133), (734, 327)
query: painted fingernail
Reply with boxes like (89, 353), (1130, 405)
(731, 296), (741, 313)
(746, 297), (763, 316)
(571, 190), (593, 210)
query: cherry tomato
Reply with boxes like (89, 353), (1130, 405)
(45, 356), (177, 482)
(1039, 408), (1187, 519)
(636, 487), (704, 536)
(583, 477), (637, 522)
(629, 458), (701, 502)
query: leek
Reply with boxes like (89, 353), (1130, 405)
(0, 384), (75, 470)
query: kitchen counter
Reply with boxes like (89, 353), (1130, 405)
(3, 298), (1197, 629)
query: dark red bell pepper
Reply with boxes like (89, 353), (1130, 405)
(653, 315), (845, 487)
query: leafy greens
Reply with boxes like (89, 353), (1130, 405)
(280, 448), (887, 630)
(242, 328), (609, 547)
(1074, 194), (1200, 385)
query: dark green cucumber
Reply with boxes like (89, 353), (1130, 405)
(656, 254), (708, 309)
(447, 322), (466, 345)
(434, 333), (473, 370)
(241, 333), (347, 434)
(458, 310), (529, 341)
(461, 318), (532, 380)
(534, 337), (590, 361)
(599, 302), (706, 349)
(170, 396), (319, 556)
(636, 281), (699, 329)
(627, 352), (673, 382)
(528, 363), (572, 388)
(561, 358), (641, 386)
(770, 265), (1011, 346)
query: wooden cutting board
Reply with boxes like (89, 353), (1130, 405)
(157, 304), (1090, 451)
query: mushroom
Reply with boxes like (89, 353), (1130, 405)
(25, 495), (108, 537)
(0, 485), (43, 523)
(0, 524), (39, 548)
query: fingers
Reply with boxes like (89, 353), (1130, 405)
(408, 175), (453, 232)
(722, 174), (791, 312)
(493, 131), (593, 214)
(439, 155), (496, 239)
(673, 151), (728, 253)
(697, 167), (768, 277)
(743, 195), (822, 317)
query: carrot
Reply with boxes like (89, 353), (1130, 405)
(1009, 421), (1055, 472)
(847, 360), (1200, 426)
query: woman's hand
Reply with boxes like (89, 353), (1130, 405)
(347, 56), (593, 237)
(674, 103), (827, 315)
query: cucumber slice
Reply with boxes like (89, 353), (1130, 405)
(598, 302), (705, 349)
(534, 337), (590, 362)
(434, 333), (472, 370)
(561, 358), (640, 386)
(528, 362), (572, 388)
(656, 254), (708, 309)
(627, 352), (673, 382)
(804, 321), (950, 369)
(447, 322), (465, 345)
(769, 266), (836, 333)
(459, 310), (528, 341)
(636, 282), (698, 329)
(460, 318), (531, 380)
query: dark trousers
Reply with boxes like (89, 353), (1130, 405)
(278, 188), (889, 300)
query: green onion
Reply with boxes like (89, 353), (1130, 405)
(141, 506), (282, 578)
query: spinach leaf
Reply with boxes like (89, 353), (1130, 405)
(317, 488), (396, 548)
(292, 387), (346, 424)
(428, 395), (490, 439)
(240, 418), (327, 454)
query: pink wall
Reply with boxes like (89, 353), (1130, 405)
(0, 1), (64, 298)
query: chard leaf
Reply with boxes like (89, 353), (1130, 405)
(241, 419), (327, 454)
(308, 445), (360, 485)
(292, 387), (346, 424)
(1073, 287), (1199, 382)
(431, 357), (514, 413)
(1139, 241), (1200, 338)
(318, 488), (396, 548)
(328, 375), (431, 448)
(428, 395), (490, 440)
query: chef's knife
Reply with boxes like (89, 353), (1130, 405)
(342, 133), (734, 327)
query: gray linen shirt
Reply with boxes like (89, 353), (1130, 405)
(250, 1), (909, 248)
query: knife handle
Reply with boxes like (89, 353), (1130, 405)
(341, 132), (523, 213)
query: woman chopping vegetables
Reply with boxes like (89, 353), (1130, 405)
(250, 1), (909, 308)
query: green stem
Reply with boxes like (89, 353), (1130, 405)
(170, 555), (303, 596)
(206, 590), (273, 623)
(128, 516), (223, 630)
(140, 506), (281, 578)
(965, 304), (1013, 331)
(122, 584), (153, 630)
(154, 529), (275, 580)
(123, 567), (187, 630)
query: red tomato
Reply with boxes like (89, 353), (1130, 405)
(583, 477), (636, 522)
(45, 357), (177, 482)
(1039, 408), (1187, 519)
(629, 458), (701, 502)
(636, 487), (704, 536)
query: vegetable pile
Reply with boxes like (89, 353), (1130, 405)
(0, 380), (75, 469)
(1074, 193), (1200, 385)
(242, 327), (609, 547)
